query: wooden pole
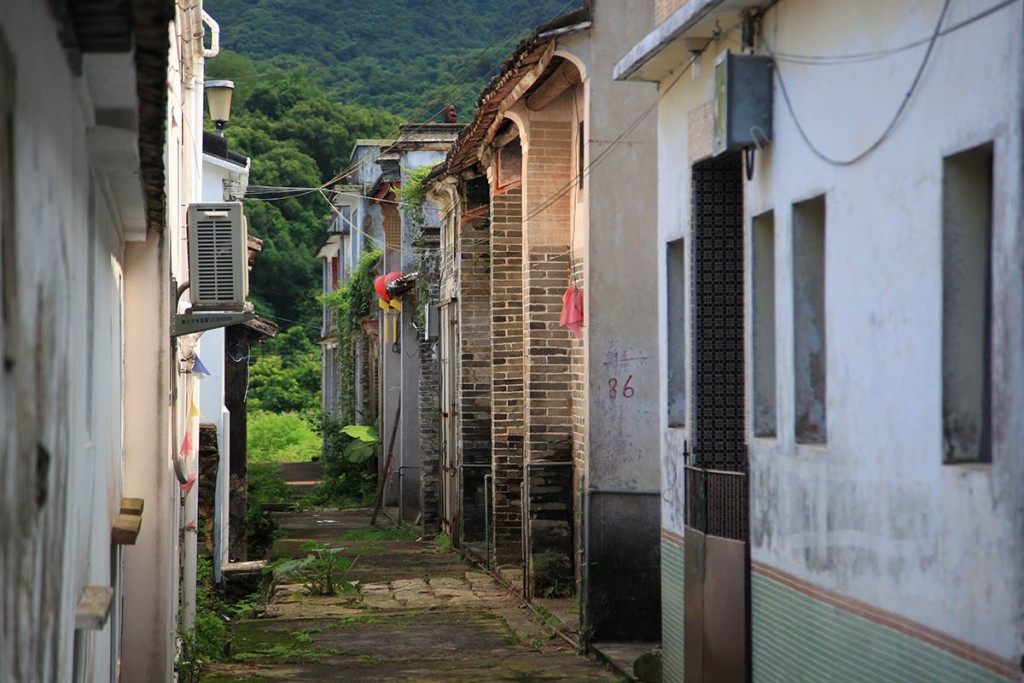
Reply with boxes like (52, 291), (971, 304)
(370, 399), (401, 526)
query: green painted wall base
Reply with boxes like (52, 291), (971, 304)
(661, 535), (684, 683)
(752, 572), (1011, 683)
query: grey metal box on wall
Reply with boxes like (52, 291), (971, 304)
(713, 51), (773, 156)
(187, 202), (248, 311)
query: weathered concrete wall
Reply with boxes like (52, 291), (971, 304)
(560, 0), (662, 639)
(744, 0), (1024, 666)
(620, 0), (1024, 671)
(1, 8), (102, 679)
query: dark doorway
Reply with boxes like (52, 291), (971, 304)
(684, 152), (750, 682)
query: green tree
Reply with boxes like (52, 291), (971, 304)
(247, 326), (320, 413)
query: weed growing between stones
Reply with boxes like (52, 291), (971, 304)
(176, 556), (260, 682)
(432, 531), (452, 553)
(265, 541), (374, 596)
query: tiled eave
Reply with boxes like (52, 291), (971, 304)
(433, 7), (591, 182)
(614, 0), (764, 83)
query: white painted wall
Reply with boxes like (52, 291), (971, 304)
(199, 152), (248, 577)
(745, 0), (1024, 659)
(639, 0), (1023, 660)
(122, 6), (206, 678)
(0, 3), (156, 680)
(560, 0), (661, 493)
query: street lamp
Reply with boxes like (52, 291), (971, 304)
(205, 80), (234, 137)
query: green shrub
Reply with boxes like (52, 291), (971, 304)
(247, 463), (292, 558)
(248, 410), (322, 464)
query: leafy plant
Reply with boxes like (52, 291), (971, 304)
(339, 424), (379, 463)
(264, 541), (364, 596)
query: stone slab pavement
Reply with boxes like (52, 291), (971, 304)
(202, 507), (622, 682)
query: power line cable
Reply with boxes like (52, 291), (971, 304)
(767, 0), (952, 166)
(769, 0), (1018, 65)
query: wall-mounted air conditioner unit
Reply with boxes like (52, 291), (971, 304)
(187, 202), (248, 311)
(713, 51), (773, 156)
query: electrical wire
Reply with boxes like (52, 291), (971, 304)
(767, 0), (952, 166)
(769, 0), (1019, 65)
(519, 30), (718, 225)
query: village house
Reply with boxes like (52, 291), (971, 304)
(616, 0), (1024, 680)
(197, 131), (277, 575)
(425, 0), (663, 660)
(0, 1), (260, 680)
(320, 123), (461, 528)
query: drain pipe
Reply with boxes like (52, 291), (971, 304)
(581, 487), (659, 650)
(484, 473), (493, 568)
(397, 465), (419, 524)
(523, 461), (573, 601)
(520, 480), (528, 598)
(578, 472), (585, 642)
(459, 463), (491, 546)
(201, 11), (220, 58)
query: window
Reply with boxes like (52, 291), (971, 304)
(383, 204), (401, 252)
(667, 239), (686, 427)
(338, 204), (352, 233)
(792, 196), (826, 444)
(942, 143), (993, 463)
(752, 211), (776, 437)
(497, 138), (522, 188)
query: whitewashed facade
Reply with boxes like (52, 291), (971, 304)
(617, 0), (1024, 680)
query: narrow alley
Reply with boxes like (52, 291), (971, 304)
(202, 464), (621, 682)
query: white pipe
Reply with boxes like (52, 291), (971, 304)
(202, 11), (220, 59)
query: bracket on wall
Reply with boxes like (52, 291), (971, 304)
(171, 311), (256, 337)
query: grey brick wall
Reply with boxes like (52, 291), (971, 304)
(490, 186), (525, 565)
(460, 214), (492, 541)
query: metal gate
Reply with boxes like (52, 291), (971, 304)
(438, 302), (459, 538)
(684, 153), (750, 683)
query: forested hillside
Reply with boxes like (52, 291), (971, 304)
(205, 0), (583, 117)
(203, 1), (581, 469)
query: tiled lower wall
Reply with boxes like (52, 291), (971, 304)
(751, 571), (1015, 683)
(661, 533), (685, 683)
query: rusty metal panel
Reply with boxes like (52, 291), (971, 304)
(705, 535), (748, 683)
(684, 527), (705, 682)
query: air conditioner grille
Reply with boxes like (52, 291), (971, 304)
(187, 203), (247, 311)
(194, 219), (237, 302)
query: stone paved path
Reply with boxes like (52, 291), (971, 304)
(202, 506), (620, 682)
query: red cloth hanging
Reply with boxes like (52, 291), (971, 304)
(560, 284), (584, 339)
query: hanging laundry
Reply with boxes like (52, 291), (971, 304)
(179, 430), (193, 458)
(179, 471), (197, 495)
(560, 284), (585, 339)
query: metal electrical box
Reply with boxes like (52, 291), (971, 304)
(713, 51), (773, 156)
(187, 202), (249, 311)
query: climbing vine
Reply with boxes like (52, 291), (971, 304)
(318, 248), (381, 503)
(395, 164), (439, 317)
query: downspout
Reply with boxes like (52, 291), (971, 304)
(182, 4), (217, 638)
(201, 11), (220, 58)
